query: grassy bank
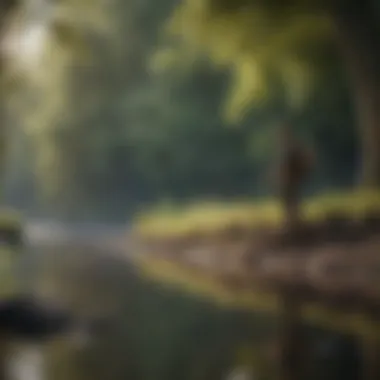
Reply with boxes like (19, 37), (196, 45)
(133, 189), (380, 239)
(132, 188), (380, 337)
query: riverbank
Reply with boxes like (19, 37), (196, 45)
(133, 189), (380, 240)
(135, 252), (380, 337)
(131, 188), (380, 337)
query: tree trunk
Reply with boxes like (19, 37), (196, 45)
(328, 0), (380, 187)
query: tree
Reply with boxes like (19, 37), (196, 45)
(0, 0), (361, 217)
(155, 0), (380, 187)
(328, 0), (380, 187)
(0, 0), (113, 213)
(8, 0), (169, 217)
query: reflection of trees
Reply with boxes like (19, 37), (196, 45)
(32, 246), (364, 380)
(34, 246), (271, 380)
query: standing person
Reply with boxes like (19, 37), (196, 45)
(275, 122), (315, 232)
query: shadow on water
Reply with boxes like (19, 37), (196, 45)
(19, 245), (363, 380)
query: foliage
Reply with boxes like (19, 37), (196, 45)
(2, 0), (115, 214)
(153, 0), (337, 122)
(0, 0), (362, 221)
(133, 189), (380, 238)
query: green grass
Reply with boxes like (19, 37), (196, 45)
(133, 189), (380, 239)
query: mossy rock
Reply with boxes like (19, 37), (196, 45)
(0, 209), (24, 247)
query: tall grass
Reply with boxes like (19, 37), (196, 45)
(133, 189), (380, 238)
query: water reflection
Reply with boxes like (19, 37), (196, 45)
(13, 245), (362, 380)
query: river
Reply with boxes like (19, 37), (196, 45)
(5, 221), (363, 380)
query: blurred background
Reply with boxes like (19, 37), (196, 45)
(0, 0), (379, 379)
